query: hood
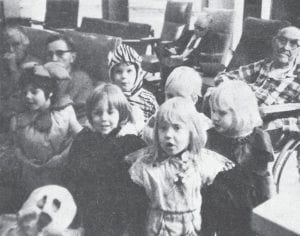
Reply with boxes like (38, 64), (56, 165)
(108, 44), (144, 96)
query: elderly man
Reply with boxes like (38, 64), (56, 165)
(215, 26), (300, 131)
(158, 12), (226, 88)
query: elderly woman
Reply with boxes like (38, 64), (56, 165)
(0, 24), (40, 132)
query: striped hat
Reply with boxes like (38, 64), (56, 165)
(108, 44), (144, 96)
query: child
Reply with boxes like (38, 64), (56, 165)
(62, 83), (147, 236)
(164, 66), (203, 111)
(129, 97), (232, 236)
(142, 66), (207, 145)
(10, 67), (82, 197)
(202, 80), (275, 236)
(108, 43), (158, 124)
(0, 185), (83, 236)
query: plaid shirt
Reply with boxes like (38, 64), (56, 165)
(215, 59), (300, 131)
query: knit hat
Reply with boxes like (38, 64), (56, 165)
(108, 44), (143, 96)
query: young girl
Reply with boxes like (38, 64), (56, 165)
(129, 97), (232, 236)
(202, 80), (275, 236)
(10, 67), (82, 197)
(62, 83), (146, 236)
(108, 44), (158, 124)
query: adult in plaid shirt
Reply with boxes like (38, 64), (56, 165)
(215, 26), (300, 132)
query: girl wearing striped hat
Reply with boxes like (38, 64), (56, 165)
(108, 44), (158, 125)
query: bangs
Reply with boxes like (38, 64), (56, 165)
(210, 88), (233, 111)
(86, 83), (133, 125)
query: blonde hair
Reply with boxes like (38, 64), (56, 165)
(165, 66), (203, 98)
(153, 97), (208, 162)
(210, 80), (262, 134)
(86, 83), (134, 127)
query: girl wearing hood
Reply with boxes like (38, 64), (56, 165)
(108, 44), (158, 124)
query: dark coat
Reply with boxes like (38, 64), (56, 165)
(165, 29), (227, 67)
(62, 127), (147, 236)
(201, 128), (274, 236)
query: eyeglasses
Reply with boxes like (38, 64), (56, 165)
(276, 36), (300, 50)
(47, 50), (72, 58)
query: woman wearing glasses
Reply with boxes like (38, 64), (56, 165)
(44, 34), (93, 124)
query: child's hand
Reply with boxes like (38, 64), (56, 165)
(222, 160), (235, 171)
(44, 62), (71, 80)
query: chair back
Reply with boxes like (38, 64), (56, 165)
(203, 7), (235, 65)
(79, 17), (153, 54)
(227, 17), (291, 71)
(160, 0), (193, 42)
(45, 0), (79, 29)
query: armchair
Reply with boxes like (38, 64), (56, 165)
(79, 17), (154, 55)
(140, 0), (193, 73)
(202, 17), (291, 89)
(227, 17), (291, 71)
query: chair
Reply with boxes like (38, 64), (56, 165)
(226, 17), (291, 71)
(44, 0), (79, 29)
(195, 8), (235, 90)
(79, 17), (154, 55)
(260, 104), (300, 193)
(140, 0), (193, 74)
(201, 17), (291, 89)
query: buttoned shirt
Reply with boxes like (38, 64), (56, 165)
(215, 58), (300, 130)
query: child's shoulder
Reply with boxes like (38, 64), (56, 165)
(250, 127), (273, 154)
(134, 87), (157, 101)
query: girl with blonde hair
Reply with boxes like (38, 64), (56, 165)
(130, 97), (231, 236)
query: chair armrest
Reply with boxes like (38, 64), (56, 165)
(260, 103), (300, 121)
(140, 37), (160, 43)
(122, 39), (142, 43)
(199, 52), (224, 62)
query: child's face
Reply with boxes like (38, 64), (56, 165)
(211, 105), (235, 134)
(112, 63), (137, 93)
(158, 119), (190, 156)
(91, 98), (120, 136)
(24, 85), (51, 111)
(46, 39), (75, 72)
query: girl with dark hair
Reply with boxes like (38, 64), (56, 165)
(10, 67), (82, 198)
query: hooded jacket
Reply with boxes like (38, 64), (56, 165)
(108, 44), (158, 123)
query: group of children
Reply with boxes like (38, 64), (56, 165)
(0, 28), (276, 236)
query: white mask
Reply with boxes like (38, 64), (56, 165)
(18, 185), (77, 235)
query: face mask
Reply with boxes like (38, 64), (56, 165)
(18, 185), (77, 235)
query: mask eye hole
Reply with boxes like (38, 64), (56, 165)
(53, 199), (61, 212)
(37, 196), (47, 209)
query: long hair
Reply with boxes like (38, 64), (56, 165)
(210, 80), (262, 135)
(86, 83), (134, 127)
(153, 97), (208, 162)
